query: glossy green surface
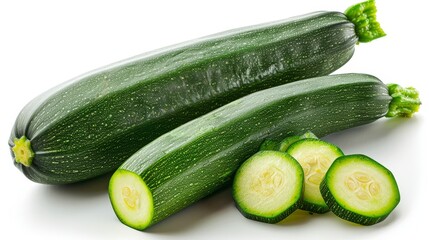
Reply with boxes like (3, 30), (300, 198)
(113, 73), (392, 229)
(10, 11), (359, 184)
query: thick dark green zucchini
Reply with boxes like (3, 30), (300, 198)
(10, 0), (384, 184)
(108, 73), (420, 230)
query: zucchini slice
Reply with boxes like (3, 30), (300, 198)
(233, 151), (304, 223)
(259, 131), (318, 152)
(320, 154), (400, 225)
(287, 139), (344, 213)
(259, 139), (281, 151)
(279, 131), (318, 152)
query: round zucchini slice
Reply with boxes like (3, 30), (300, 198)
(320, 154), (400, 225)
(287, 139), (344, 213)
(232, 151), (304, 223)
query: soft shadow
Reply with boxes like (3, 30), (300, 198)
(278, 210), (330, 226)
(332, 211), (399, 232)
(375, 210), (400, 228)
(323, 117), (422, 149)
(23, 173), (114, 235)
(148, 188), (234, 234)
(47, 172), (112, 198)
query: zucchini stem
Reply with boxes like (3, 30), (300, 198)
(345, 0), (386, 43)
(12, 136), (35, 167)
(386, 84), (421, 118)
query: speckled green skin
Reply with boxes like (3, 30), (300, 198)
(10, 12), (358, 184)
(114, 73), (392, 228)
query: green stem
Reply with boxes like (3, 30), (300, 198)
(12, 136), (34, 167)
(345, 0), (386, 43)
(386, 84), (421, 118)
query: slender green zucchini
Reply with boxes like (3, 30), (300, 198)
(108, 73), (420, 230)
(320, 154), (400, 225)
(233, 151), (304, 223)
(10, 1), (384, 184)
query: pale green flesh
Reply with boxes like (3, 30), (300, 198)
(326, 155), (400, 217)
(287, 139), (343, 209)
(109, 169), (154, 230)
(233, 151), (303, 217)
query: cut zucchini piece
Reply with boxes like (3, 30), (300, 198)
(278, 136), (301, 152)
(233, 151), (304, 223)
(109, 170), (154, 230)
(279, 131), (318, 152)
(320, 154), (400, 225)
(259, 139), (280, 151)
(287, 139), (343, 213)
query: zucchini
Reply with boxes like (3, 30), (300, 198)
(279, 131), (318, 152)
(286, 139), (343, 213)
(259, 140), (281, 151)
(10, 0), (385, 184)
(108, 73), (420, 230)
(232, 151), (304, 223)
(320, 154), (400, 225)
(259, 131), (317, 151)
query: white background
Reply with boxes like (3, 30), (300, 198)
(0, 0), (427, 239)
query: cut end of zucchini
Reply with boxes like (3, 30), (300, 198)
(345, 0), (386, 43)
(321, 154), (400, 225)
(287, 139), (343, 213)
(233, 151), (303, 223)
(12, 136), (34, 167)
(109, 169), (154, 230)
(386, 83), (421, 118)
